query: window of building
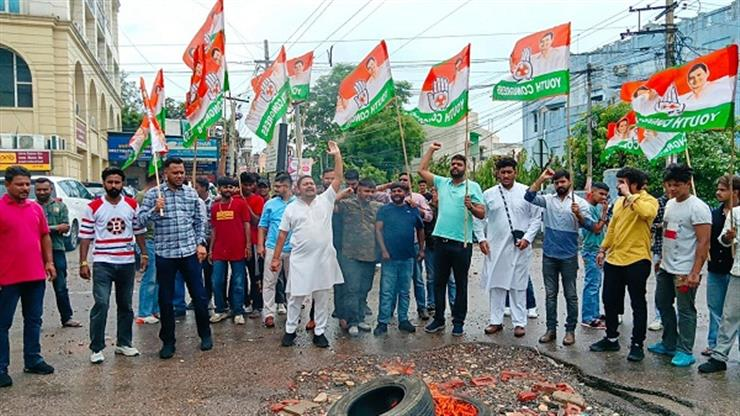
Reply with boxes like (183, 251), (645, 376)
(0, 0), (21, 13)
(532, 112), (539, 133)
(0, 47), (32, 108)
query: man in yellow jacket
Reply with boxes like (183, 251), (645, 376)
(590, 168), (658, 362)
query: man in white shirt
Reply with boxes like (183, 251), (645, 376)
(475, 158), (542, 337)
(270, 141), (344, 348)
(79, 167), (147, 364)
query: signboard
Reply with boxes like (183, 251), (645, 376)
(107, 132), (219, 164)
(0, 150), (52, 171)
(287, 157), (313, 180)
(75, 119), (87, 147)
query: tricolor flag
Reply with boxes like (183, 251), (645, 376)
(493, 23), (571, 101)
(121, 69), (165, 170)
(631, 44), (738, 132)
(287, 51), (314, 102)
(333, 40), (395, 130)
(409, 44), (470, 127)
(246, 46), (291, 143)
(602, 111), (641, 161)
(139, 77), (168, 157)
(182, 0), (228, 147)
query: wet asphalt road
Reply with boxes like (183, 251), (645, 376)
(0, 248), (737, 415)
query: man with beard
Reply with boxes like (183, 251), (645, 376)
(0, 166), (56, 388)
(590, 168), (658, 362)
(475, 157), (542, 337)
(35, 178), (81, 328)
(271, 141), (344, 348)
(239, 172), (265, 318)
(525, 169), (591, 346)
(79, 167), (147, 364)
(418, 142), (485, 337)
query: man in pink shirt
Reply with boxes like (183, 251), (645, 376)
(0, 166), (56, 388)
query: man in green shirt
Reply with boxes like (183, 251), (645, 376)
(35, 178), (81, 328)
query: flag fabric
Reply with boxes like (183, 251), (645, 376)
(409, 44), (470, 127)
(602, 112), (641, 160)
(637, 129), (687, 161)
(287, 51), (314, 102)
(245, 46), (291, 143)
(493, 23), (571, 101)
(139, 77), (168, 156)
(630, 44), (738, 132)
(333, 40), (395, 130)
(122, 70), (165, 170)
(182, 0), (228, 147)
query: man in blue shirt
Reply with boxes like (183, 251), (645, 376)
(258, 173), (295, 328)
(374, 183), (425, 336)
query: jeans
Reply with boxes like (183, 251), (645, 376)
(246, 246), (264, 310)
(341, 257), (376, 326)
(432, 239), (472, 325)
(378, 259), (414, 325)
(52, 250), (74, 324)
(174, 272), (186, 314)
(506, 277), (536, 309)
(424, 245), (456, 309)
(212, 260), (246, 315)
(138, 239), (159, 318)
(542, 255), (579, 332)
(706, 271), (731, 349)
(711, 276), (740, 362)
(411, 243), (425, 311)
(603, 260), (650, 347)
(656, 269), (698, 354)
(156, 255), (211, 346)
(0, 280), (45, 374)
(202, 260), (214, 305)
(90, 262), (136, 352)
(581, 250), (603, 323)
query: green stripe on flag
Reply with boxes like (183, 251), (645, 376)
(492, 70), (569, 101)
(408, 90), (469, 127)
(255, 82), (291, 143)
(184, 94), (223, 148)
(649, 133), (687, 162)
(290, 84), (310, 102)
(340, 79), (395, 131)
(635, 102), (734, 132)
(601, 139), (641, 162)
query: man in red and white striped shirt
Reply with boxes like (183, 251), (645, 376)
(79, 167), (147, 364)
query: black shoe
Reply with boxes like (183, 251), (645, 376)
(186, 302), (195, 311)
(281, 332), (297, 347)
(452, 323), (464, 337)
(590, 338), (621, 352)
(174, 310), (186, 318)
(399, 321), (417, 333)
(159, 344), (176, 359)
(627, 344), (645, 362)
(418, 308), (430, 321)
(698, 358), (727, 374)
(200, 336), (213, 351)
(24, 361), (54, 375)
(427, 306), (436, 315)
(373, 324), (388, 337)
(0, 373), (12, 388)
(425, 320), (446, 333)
(313, 334), (330, 348)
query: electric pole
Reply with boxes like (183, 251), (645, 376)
(586, 63), (594, 187)
(665, 0), (676, 68)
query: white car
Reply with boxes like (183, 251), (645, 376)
(0, 176), (94, 250)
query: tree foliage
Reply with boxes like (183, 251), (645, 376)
(426, 150), (544, 192)
(164, 97), (186, 120)
(120, 72), (143, 132)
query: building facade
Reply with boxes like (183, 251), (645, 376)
(0, 0), (122, 181)
(522, 0), (740, 167)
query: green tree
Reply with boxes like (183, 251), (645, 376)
(164, 97), (186, 120)
(120, 72), (143, 132)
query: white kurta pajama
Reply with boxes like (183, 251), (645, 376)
(279, 187), (344, 336)
(474, 183), (542, 327)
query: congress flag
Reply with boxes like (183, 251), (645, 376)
(122, 69), (165, 170)
(245, 46), (291, 143)
(287, 51), (314, 102)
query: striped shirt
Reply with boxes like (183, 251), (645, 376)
(138, 183), (206, 259)
(79, 197), (146, 264)
(524, 190), (593, 259)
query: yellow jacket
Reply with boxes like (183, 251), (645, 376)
(601, 190), (659, 266)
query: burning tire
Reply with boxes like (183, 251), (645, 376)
(327, 376), (435, 416)
(433, 395), (493, 416)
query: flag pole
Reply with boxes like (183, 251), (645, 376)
(153, 152), (164, 216)
(463, 111), (470, 247)
(730, 128), (736, 256)
(393, 97), (411, 177)
(295, 102), (304, 173)
(192, 137), (199, 185)
(566, 92), (574, 199)
(683, 147), (696, 195)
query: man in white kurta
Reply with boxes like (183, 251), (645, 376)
(270, 141), (344, 348)
(475, 158), (542, 337)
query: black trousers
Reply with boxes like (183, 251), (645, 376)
(603, 259), (651, 346)
(245, 247), (264, 309)
(432, 239), (473, 325)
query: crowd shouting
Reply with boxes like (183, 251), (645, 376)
(1, 140), (739, 389)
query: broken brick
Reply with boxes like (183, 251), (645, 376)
(552, 391), (587, 409)
(471, 375), (496, 387)
(564, 403), (583, 415)
(517, 391), (538, 402)
(531, 382), (558, 394)
(501, 370), (528, 382)
(270, 400), (300, 413)
(556, 383), (576, 394)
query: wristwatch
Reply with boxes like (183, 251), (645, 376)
(80, 261), (88, 267)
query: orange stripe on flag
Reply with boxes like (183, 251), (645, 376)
(620, 79), (647, 103)
(337, 40), (390, 100)
(287, 51), (314, 77)
(421, 44), (470, 91)
(509, 23), (570, 72)
(643, 44), (738, 96)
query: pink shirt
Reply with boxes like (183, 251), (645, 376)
(0, 194), (50, 286)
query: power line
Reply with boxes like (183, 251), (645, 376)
(391, 0), (473, 54)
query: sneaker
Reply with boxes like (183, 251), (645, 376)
(136, 316), (160, 325)
(114, 346), (140, 357)
(581, 319), (606, 330)
(277, 304), (287, 315)
(452, 323), (464, 337)
(159, 344), (176, 359)
(590, 338), (620, 352)
(358, 322), (372, 332)
(698, 358), (727, 374)
(399, 321), (416, 333)
(504, 307), (511, 317)
(62, 319), (83, 328)
(245, 305), (254, 314)
(527, 308), (539, 319)
(264, 316), (275, 328)
(200, 336), (213, 351)
(24, 361), (54, 375)
(234, 315), (246, 325)
(348, 326), (360, 337)
(0, 373), (11, 388)
(90, 351), (105, 364)
(313, 334), (330, 348)
(281, 332), (297, 347)
(373, 323), (388, 336)
(627, 345), (645, 362)
(671, 352), (696, 367)
(424, 320), (446, 333)
(648, 319), (663, 331)
(418, 308), (430, 321)
(209, 312), (230, 323)
(648, 342), (676, 357)
(618, 314), (623, 325)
